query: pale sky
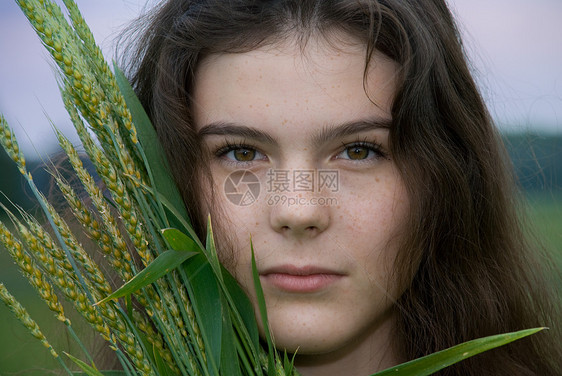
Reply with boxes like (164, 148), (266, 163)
(1, 0), (561, 158)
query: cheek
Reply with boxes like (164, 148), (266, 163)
(338, 176), (410, 290)
(340, 172), (409, 239)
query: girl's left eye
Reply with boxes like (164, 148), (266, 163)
(336, 142), (386, 161)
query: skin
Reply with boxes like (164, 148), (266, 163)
(192, 34), (410, 376)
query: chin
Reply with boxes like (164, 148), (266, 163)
(266, 314), (357, 355)
(261, 302), (398, 359)
(274, 334), (343, 355)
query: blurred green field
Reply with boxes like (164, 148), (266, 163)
(0, 193), (560, 375)
(526, 193), (562, 255)
(525, 193), (562, 284)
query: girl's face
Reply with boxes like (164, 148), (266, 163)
(193, 35), (409, 367)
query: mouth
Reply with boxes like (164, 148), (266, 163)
(260, 265), (345, 293)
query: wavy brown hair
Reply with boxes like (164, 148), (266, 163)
(120, 0), (561, 374)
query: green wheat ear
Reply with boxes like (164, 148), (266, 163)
(0, 115), (27, 176)
(0, 283), (63, 363)
(0, 216), (68, 325)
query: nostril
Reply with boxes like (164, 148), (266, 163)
(270, 203), (331, 236)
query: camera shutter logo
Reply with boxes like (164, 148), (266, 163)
(224, 170), (261, 206)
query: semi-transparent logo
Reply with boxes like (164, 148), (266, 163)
(224, 169), (339, 207)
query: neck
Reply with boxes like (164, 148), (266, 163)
(293, 311), (403, 376)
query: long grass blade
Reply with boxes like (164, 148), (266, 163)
(182, 253), (222, 375)
(161, 228), (202, 252)
(373, 327), (545, 376)
(251, 241), (276, 376)
(219, 290), (242, 376)
(113, 64), (190, 232)
(222, 268), (260, 361)
(65, 353), (106, 376)
(96, 249), (197, 305)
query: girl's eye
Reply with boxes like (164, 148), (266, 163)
(336, 142), (386, 161)
(216, 145), (266, 163)
(231, 148), (256, 161)
(345, 145), (370, 160)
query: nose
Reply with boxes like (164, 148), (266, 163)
(269, 191), (331, 238)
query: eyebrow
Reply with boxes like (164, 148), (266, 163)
(198, 122), (278, 145)
(197, 117), (392, 147)
(311, 117), (392, 148)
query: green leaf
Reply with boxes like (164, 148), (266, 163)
(204, 218), (261, 372)
(113, 63), (191, 232)
(251, 241), (276, 376)
(66, 353), (105, 376)
(96, 248), (197, 305)
(182, 253), (223, 375)
(219, 290), (242, 376)
(283, 351), (296, 376)
(207, 219), (261, 374)
(199, 219), (242, 375)
(222, 267), (260, 358)
(373, 327), (545, 376)
(161, 227), (202, 252)
(204, 216), (226, 283)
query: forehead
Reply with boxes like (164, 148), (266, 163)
(192, 36), (398, 132)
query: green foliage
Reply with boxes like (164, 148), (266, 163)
(66, 352), (109, 376)
(372, 328), (544, 376)
(251, 243), (275, 376)
(96, 247), (198, 306)
(113, 64), (192, 235)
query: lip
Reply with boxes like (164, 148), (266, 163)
(260, 265), (344, 293)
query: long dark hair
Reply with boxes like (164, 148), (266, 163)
(120, 0), (561, 374)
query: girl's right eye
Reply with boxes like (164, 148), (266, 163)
(216, 145), (266, 163)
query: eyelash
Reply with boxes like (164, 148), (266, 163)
(214, 140), (267, 165)
(335, 140), (388, 162)
(213, 139), (388, 164)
